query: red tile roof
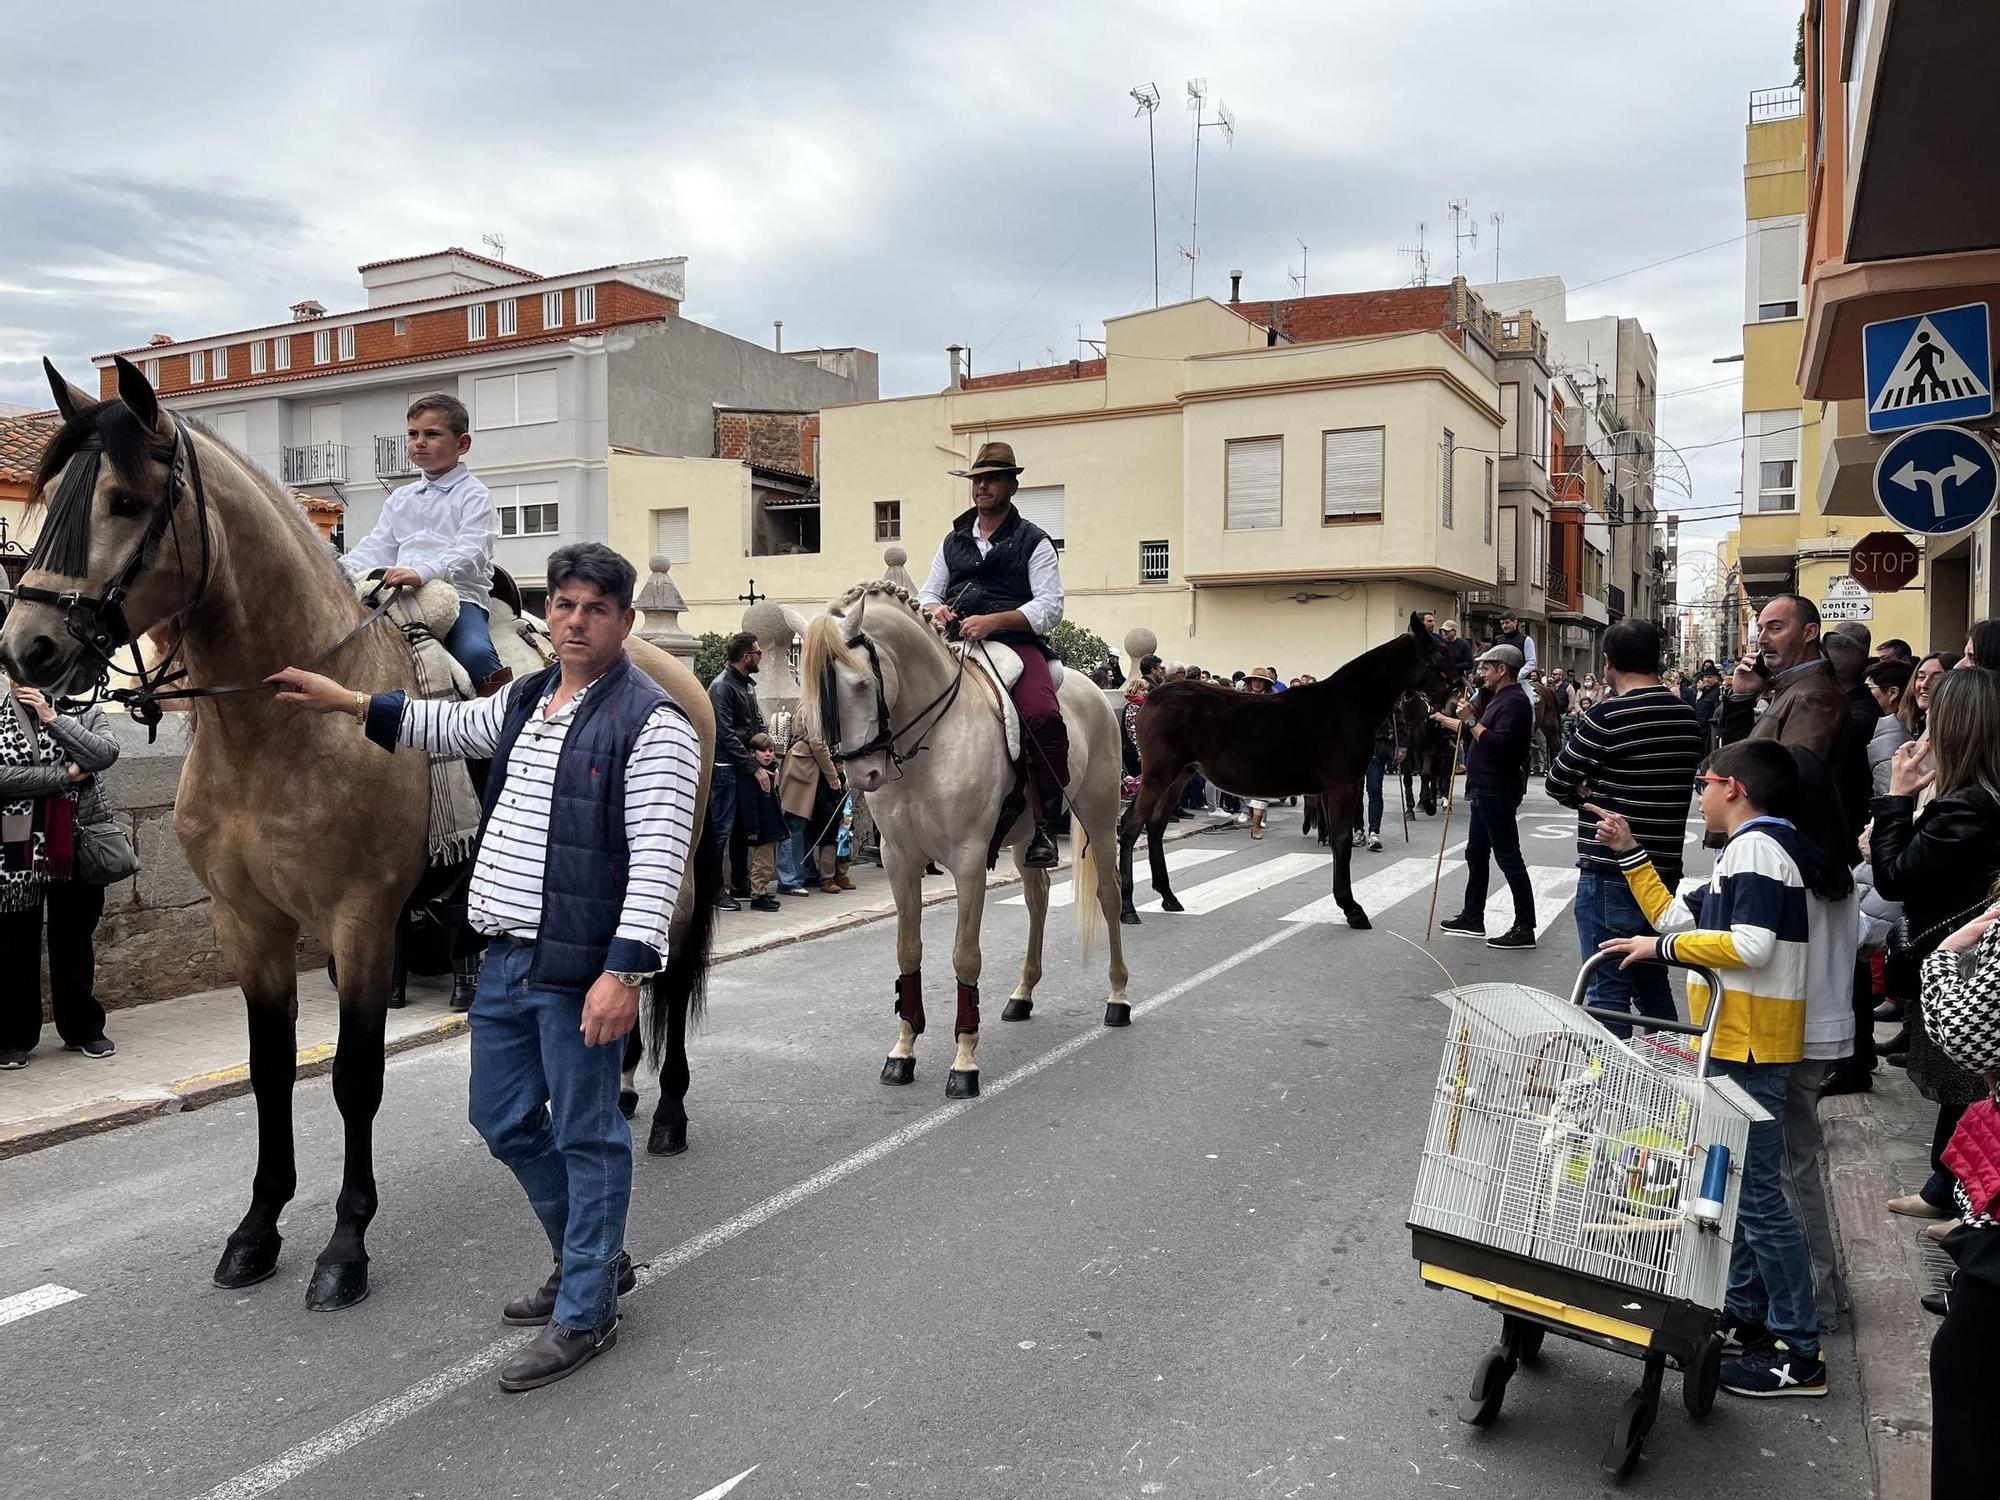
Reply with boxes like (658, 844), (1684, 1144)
(0, 412), (60, 486)
(355, 245), (541, 279)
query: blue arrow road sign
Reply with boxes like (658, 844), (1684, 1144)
(1864, 301), (1992, 433)
(1873, 423), (2000, 535)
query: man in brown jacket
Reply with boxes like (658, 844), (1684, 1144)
(1721, 592), (1867, 842)
(778, 722), (845, 893)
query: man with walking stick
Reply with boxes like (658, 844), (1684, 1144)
(1430, 644), (1537, 949)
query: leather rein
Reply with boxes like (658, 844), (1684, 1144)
(822, 632), (968, 769)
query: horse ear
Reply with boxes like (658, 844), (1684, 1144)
(844, 589), (868, 638)
(43, 358), (93, 423)
(112, 355), (164, 433)
(1408, 610), (1428, 637)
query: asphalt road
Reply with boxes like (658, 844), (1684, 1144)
(0, 788), (1873, 1500)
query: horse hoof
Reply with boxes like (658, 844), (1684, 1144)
(945, 1069), (980, 1100)
(305, 1259), (370, 1311)
(1345, 909), (1373, 931)
(1104, 1002), (1132, 1028)
(647, 1118), (688, 1156)
(1159, 893), (1185, 914)
(880, 1055), (916, 1087)
(1120, 906), (1141, 926)
(617, 1087), (640, 1120)
(1001, 998), (1033, 1022)
(213, 1234), (282, 1289)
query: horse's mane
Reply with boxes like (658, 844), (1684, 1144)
(798, 580), (951, 738)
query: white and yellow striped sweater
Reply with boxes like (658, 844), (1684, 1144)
(1616, 818), (1819, 1064)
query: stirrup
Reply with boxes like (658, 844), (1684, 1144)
(476, 666), (514, 699)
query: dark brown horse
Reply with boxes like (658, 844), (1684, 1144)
(1120, 614), (1456, 928)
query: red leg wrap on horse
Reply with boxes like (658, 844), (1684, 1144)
(955, 981), (980, 1038)
(895, 973), (925, 1036)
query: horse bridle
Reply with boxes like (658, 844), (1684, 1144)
(7, 415), (395, 734)
(820, 632), (968, 769)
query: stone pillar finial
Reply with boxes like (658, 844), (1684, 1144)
(635, 554), (698, 661)
(743, 599), (801, 715)
(882, 544), (916, 595)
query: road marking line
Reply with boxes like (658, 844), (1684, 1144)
(191, 925), (1308, 1500)
(1480, 865), (1581, 940)
(1280, 857), (1438, 924)
(690, 1466), (759, 1500)
(1137, 852), (1326, 915)
(1003, 846), (1231, 907)
(0, 1283), (83, 1327)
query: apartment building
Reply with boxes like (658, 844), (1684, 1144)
(90, 247), (875, 596)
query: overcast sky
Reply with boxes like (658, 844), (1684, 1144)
(1, 0), (1803, 562)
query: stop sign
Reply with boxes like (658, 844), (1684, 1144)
(1848, 531), (1922, 593)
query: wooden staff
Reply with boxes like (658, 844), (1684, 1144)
(1425, 714), (1467, 941)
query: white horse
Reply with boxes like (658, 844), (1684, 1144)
(801, 582), (1130, 1097)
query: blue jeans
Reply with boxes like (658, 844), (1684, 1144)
(1457, 786), (1534, 931)
(1364, 756), (1388, 835)
(1574, 870), (1678, 1035)
(780, 811), (810, 889)
(1717, 1057), (1820, 1354)
(442, 600), (504, 682)
(466, 936), (632, 1333)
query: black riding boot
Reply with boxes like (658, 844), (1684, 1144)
(451, 952), (481, 1013)
(1024, 822), (1060, 869)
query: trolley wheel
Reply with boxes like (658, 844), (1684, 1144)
(1502, 1315), (1546, 1366)
(1683, 1332), (1725, 1419)
(1459, 1346), (1515, 1427)
(1601, 1393), (1655, 1479)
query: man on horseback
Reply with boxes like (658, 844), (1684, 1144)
(918, 441), (1068, 870)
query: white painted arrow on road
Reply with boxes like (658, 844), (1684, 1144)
(688, 1466), (758, 1500)
(1891, 453), (1982, 517)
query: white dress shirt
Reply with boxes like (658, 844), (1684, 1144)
(918, 511), (1064, 636)
(395, 675), (702, 971)
(341, 463), (498, 612)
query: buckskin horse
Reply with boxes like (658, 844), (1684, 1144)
(801, 581), (1130, 1098)
(0, 358), (718, 1309)
(1121, 614), (1455, 928)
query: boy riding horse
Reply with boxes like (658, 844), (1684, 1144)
(918, 441), (1068, 870)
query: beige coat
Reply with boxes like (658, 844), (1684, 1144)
(780, 735), (840, 819)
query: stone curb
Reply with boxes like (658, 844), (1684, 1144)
(0, 817), (1219, 1159)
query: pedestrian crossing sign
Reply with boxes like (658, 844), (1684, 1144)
(1864, 301), (1992, 434)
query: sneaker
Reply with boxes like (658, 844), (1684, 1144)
(64, 1036), (116, 1059)
(1367, 834), (1383, 851)
(1233, 812), (1249, 826)
(1721, 1341), (1827, 1399)
(1486, 926), (1537, 950)
(1208, 808), (1234, 820)
(1437, 915), (1486, 938)
(1717, 1313), (1772, 1353)
(0, 1050), (28, 1070)
(778, 885), (813, 896)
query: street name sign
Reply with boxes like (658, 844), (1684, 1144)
(1847, 531), (1922, 593)
(1872, 422), (1999, 535)
(1820, 575), (1873, 622)
(1864, 301), (1992, 433)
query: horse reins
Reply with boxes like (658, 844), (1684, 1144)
(823, 632), (968, 770)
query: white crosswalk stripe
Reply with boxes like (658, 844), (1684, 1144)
(1478, 864), (1581, 941)
(1281, 857), (1439, 924)
(1136, 852), (1328, 915)
(1001, 846), (1233, 907)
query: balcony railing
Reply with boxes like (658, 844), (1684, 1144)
(1749, 85), (1803, 124)
(1607, 583), (1627, 620)
(283, 441), (346, 485)
(1546, 564), (1570, 600)
(374, 435), (417, 479)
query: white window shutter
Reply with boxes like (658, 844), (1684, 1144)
(1321, 428), (1383, 517)
(1498, 507), (1518, 582)
(1226, 437), (1283, 529)
(656, 508), (690, 564)
(517, 369), (558, 426)
(1014, 484), (1066, 547)
(1757, 219), (1802, 307)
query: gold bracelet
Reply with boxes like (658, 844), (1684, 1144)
(354, 691), (368, 722)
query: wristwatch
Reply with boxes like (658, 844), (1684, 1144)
(608, 971), (649, 988)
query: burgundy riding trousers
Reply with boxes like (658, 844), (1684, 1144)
(1005, 642), (1070, 816)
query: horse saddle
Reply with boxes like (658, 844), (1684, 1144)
(354, 575), (555, 703)
(955, 641), (1064, 766)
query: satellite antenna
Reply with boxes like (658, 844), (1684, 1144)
(1399, 222), (1431, 287)
(1182, 80), (1234, 300)
(1447, 198), (1478, 280)
(1131, 83), (1162, 308)
(481, 231), (507, 261)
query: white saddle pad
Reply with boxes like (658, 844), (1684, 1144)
(955, 642), (1064, 765)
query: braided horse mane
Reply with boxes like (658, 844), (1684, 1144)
(798, 580), (953, 738)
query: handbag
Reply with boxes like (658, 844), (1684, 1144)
(1887, 900), (1989, 996)
(1942, 1079), (2000, 1220)
(74, 818), (139, 886)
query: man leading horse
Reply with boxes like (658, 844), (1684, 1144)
(917, 440), (1067, 869)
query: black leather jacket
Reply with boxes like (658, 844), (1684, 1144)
(707, 664), (765, 776)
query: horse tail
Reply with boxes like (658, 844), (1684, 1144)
(1073, 823), (1103, 962)
(647, 827), (721, 1056)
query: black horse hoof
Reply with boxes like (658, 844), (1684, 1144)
(213, 1234), (282, 1289)
(1120, 905), (1141, 926)
(1345, 908), (1373, 930)
(1159, 893), (1185, 914)
(1001, 998), (1033, 1022)
(617, 1087), (640, 1120)
(945, 1068), (980, 1100)
(305, 1259), (370, 1311)
(1104, 1002), (1132, 1028)
(647, 1118), (688, 1156)
(881, 1055), (916, 1086)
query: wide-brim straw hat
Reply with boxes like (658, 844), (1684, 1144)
(1247, 666), (1279, 683)
(951, 440), (1024, 478)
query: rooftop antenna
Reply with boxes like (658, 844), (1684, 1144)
(1289, 239), (1309, 297)
(480, 231), (507, 261)
(1490, 211), (1504, 281)
(1130, 83), (1163, 308)
(1447, 198), (1477, 281)
(1181, 80), (1234, 300)
(1399, 222), (1431, 286)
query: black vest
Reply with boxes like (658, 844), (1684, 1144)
(938, 505), (1052, 651)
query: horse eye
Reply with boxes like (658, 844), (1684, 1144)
(107, 489), (145, 518)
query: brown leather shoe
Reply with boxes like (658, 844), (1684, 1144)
(498, 1316), (620, 1392)
(1887, 1194), (1949, 1220)
(502, 1251), (636, 1326)
(1924, 1218), (1963, 1243)
(476, 666), (514, 699)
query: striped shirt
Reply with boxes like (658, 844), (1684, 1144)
(396, 675), (702, 970)
(1544, 684), (1703, 883)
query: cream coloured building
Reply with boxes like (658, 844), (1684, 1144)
(612, 286), (1503, 675)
